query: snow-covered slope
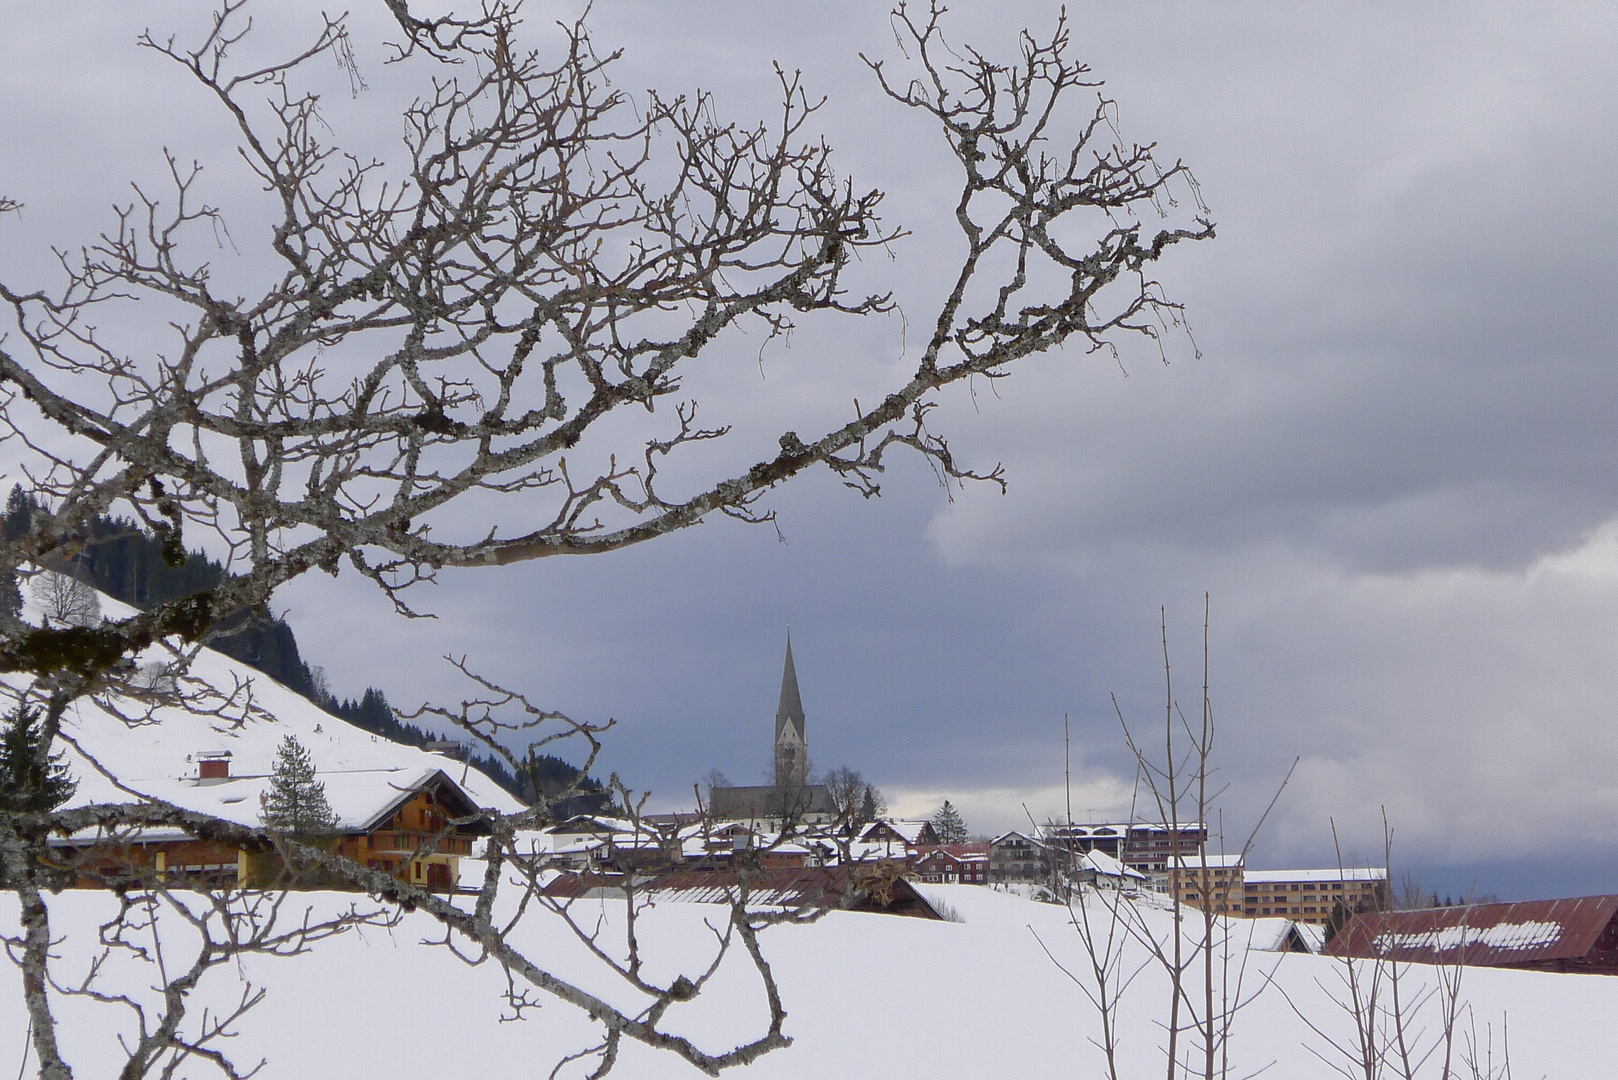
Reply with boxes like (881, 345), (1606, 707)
(2, 884), (1613, 1078)
(7, 574), (524, 824)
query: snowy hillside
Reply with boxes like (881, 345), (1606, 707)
(3, 883), (1614, 1078)
(5, 574), (524, 824)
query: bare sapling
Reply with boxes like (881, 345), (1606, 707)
(1275, 812), (1512, 1080)
(1037, 598), (1293, 1080)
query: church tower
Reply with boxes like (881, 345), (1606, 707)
(773, 637), (808, 789)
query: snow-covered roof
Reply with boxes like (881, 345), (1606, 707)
(11, 575), (525, 835)
(1170, 853), (1245, 870)
(1242, 917), (1300, 952)
(1292, 923), (1327, 953)
(916, 845), (989, 865)
(545, 815), (647, 837)
(862, 818), (932, 844)
(1085, 850), (1147, 880)
(1244, 868), (1386, 884)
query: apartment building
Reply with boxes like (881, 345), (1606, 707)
(1242, 868), (1388, 925)
(1171, 863), (1389, 926)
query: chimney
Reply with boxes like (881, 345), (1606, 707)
(197, 750), (232, 781)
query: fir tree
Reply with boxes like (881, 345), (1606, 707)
(2, 485), (34, 540)
(260, 735), (338, 837)
(0, 571), (20, 624)
(0, 705), (77, 813)
(932, 799), (968, 844)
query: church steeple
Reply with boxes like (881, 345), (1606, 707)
(774, 636), (808, 788)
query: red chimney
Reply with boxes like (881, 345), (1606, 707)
(197, 751), (231, 780)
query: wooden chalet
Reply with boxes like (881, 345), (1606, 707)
(856, 818), (939, 858)
(52, 764), (493, 892)
(25, 578), (524, 894)
(1328, 895), (1618, 974)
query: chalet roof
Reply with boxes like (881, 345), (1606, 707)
(1244, 917), (1301, 952)
(544, 815), (644, 836)
(1328, 895), (1618, 969)
(1293, 923), (1328, 953)
(841, 840), (905, 863)
(860, 819), (936, 845)
(345, 767), (487, 832)
(1083, 850), (1146, 880)
(1244, 918), (1325, 954)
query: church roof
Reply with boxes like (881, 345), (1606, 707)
(775, 638), (806, 741)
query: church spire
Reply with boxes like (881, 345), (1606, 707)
(775, 636), (805, 740)
(774, 636), (807, 788)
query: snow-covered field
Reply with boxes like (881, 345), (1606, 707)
(4, 575), (1610, 1076)
(3, 883), (1613, 1078)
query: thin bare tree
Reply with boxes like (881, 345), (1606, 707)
(27, 571), (100, 629)
(1037, 600), (1292, 1080)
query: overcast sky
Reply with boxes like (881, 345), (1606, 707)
(5, 2), (1618, 901)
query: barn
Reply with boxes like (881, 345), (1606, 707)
(1328, 894), (1618, 974)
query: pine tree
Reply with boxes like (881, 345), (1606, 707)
(1324, 899), (1351, 945)
(260, 735), (338, 837)
(932, 799), (968, 844)
(0, 571), (20, 624)
(0, 705), (77, 814)
(2, 485), (34, 540)
(859, 786), (879, 825)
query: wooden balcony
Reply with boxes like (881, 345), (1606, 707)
(367, 831), (472, 856)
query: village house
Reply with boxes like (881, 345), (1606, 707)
(989, 830), (1054, 884)
(912, 843), (990, 885)
(858, 818), (939, 854)
(1077, 849), (1148, 892)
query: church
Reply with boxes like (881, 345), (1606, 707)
(707, 638), (838, 823)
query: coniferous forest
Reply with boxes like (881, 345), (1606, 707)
(3, 486), (606, 810)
